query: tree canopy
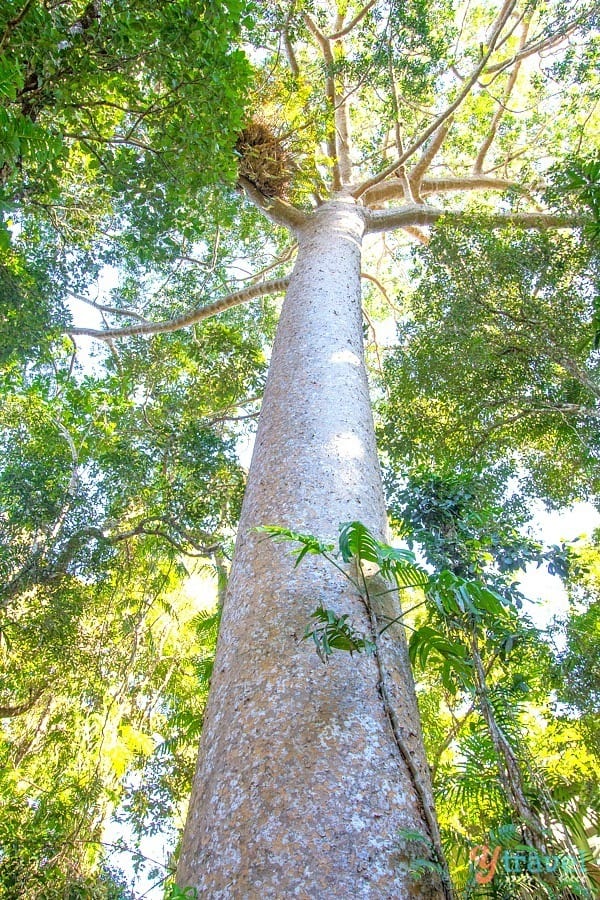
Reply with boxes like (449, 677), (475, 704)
(1, 0), (599, 895)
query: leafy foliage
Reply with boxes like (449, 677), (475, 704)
(0, 545), (221, 894)
(303, 605), (375, 662)
(380, 226), (600, 506)
(254, 524), (335, 565)
(0, 1), (258, 867)
(0, 341), (241, 886)
(390, 471), (599, 897)
(397, 826), (448, 884)
(338, 520), (429, 587)
(1, 0), (599, 893)
(552, 155), (600, 243)
(551, 534), (600, 758)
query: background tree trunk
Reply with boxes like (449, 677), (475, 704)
(177, 201), (444, 897)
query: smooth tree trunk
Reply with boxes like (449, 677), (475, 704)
(178, 201), (446, 898)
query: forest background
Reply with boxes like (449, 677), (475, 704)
(0, 0), (599, 897)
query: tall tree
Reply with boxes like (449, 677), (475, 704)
(2, 0), (598, 896)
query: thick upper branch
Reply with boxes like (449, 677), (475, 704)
(239, 177), (308, 230)
(408, 120), (453, 198)
(303, 12), (343, 190)
(362, 175), (520, 207)
(474, 20), (529, 172)
(364, 203), (583, 235)
(69, 277), (290, 341)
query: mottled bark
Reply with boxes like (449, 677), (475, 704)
(177, 201), (445, 898)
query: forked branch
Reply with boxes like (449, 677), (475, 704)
(281, 0), (300, 76)
(69, 291), (150, 323)
(485, 15), (585, 76)
(303, 12), (344, 190)
(474, 19), (530, 172)
(353, 0), (518, 198)
(409, 120), (454, 198)
(326, 0), (377, 40)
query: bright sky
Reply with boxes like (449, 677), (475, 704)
(519, 501), (600, 633)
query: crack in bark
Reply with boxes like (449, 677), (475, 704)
(358, 567), (455, 900)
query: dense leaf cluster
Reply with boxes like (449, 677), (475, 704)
(380, 223), (600, 505)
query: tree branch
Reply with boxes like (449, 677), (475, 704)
(533, 402), (600, 419)
(109, 524), (221, 558)
(303, 12), (343, 190)
(469, 403), (599, 458)
(69, 291), (150, 323)
(327, 0), (377, 40)
(335, 77), (353, 185)
(63, 133), (159, 154)
(484, 17), (584, 76)
(282, 30), (300, 76)
(403, 225), (431, 246)
(362, 175), (520, 206)
(421, 176), (523, 196)
(408, 120), (453, 198)
(281, 0), (300, 76)
(45, 418), (80, 548)
(384, 31), (414, 202)
(361, 272), (402, 314)
(0, 686), (46, 719)
(471, 631), (547, 850)
(69, 277), (290, 341)
(55, 519), (224, 569)
(238, 176), (308, 230)
(0, 0), (34, 50)
(364, 203), (582, 235)
(474, 19), (529, 173)
(430, 698), (477, 782)
(353, 0), (518, 198)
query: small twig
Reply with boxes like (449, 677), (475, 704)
(69, 290), (150, 323)
(0, 0), (34, 50)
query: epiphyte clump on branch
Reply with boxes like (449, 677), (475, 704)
(235, 119), (295, 199)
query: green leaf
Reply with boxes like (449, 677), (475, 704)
(338, 521), (428, 587)
(303, 605), (376, 662)
(254, 525), (335, 565)
(397, 827), (433, 848)
(339, 520), (381, 565)
(408, 625), (471, 686)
